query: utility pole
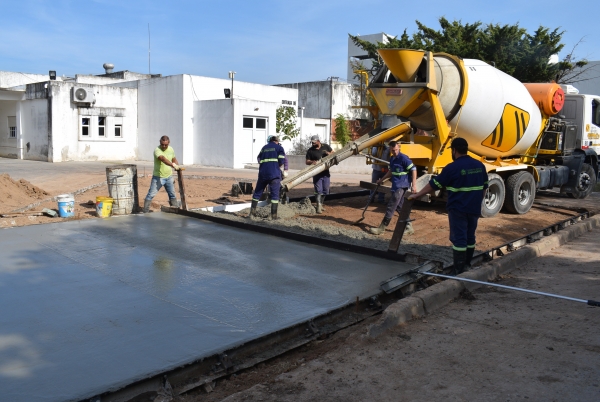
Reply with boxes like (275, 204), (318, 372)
(229, 71), (236, 105)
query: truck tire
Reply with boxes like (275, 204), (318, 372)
(567, 163), (596, 199)
(504, 171), (535, 214)
(481, 173), (504, 218)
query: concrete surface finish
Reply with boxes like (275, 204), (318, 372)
(0, 212), (412, 402)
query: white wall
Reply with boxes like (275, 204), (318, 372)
(194, 100), (234, 168)
(20, 98), (49, 161)
(0, 100), (18, 158)
(232, 99), (278, 169)
(194, 99), (279, 169)
(572, 61), (600, 96)
(137, 75), (185, 163)
(46, 81), (138, 162)
(0, 71), (63, 89)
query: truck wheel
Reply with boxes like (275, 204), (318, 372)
(567, 163), (596, 199)
(481, 173), (504, 218)
(504, 171), (535, 214)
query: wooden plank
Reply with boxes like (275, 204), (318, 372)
(177, 169), (188, 211)
(387, 196), (415, 253)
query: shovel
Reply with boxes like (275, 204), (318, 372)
(354, 178), (388, 225)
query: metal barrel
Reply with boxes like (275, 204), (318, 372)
(106, 164), (139, 215)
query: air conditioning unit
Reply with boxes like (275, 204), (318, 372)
(72, 87), (95, 103)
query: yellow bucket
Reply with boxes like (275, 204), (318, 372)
(96, 196), (114, 218)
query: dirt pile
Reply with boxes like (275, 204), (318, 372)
(0, 174), (50, 212)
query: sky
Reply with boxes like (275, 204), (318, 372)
(0, 0), (597, 85)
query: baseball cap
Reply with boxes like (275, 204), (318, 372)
(310, 135), (320, 142)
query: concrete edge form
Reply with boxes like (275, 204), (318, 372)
(367, 215), (600, 337)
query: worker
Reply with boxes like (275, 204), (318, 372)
(250, 135), (286, 219)
(369, 141), (417, 235)
(370, 144), (391, 203)
(143, 135), (180, 213)
(267, 135), (289, 180)
(306, 135), (334, 214)
(408, 137), (488, 275)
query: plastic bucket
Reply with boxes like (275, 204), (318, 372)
(57, 194), (75, 218)
(106, 164), (139, 215)
(96, 196), (114, 218)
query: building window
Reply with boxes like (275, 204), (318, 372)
(98, 117), (105, 137)
(115, 124), (122, 137)
(256, 118), (266, 129)
(81, 117), (90, 136)
(243, 117), (253, 128)
(8, 116), (17, 138)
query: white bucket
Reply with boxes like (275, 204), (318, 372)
(57, 194), (75, 218)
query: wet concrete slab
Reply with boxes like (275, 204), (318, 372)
(0, 213), (414, 401)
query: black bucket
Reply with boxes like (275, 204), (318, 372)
(239, 182), (253, 194)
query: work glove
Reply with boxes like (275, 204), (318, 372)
(172, 163), (180, 171)
(283, 170), (289, 178)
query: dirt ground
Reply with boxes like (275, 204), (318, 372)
(1, 174), (581, 260)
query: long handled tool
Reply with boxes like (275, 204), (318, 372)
(176, 168), (188, 211)
(354, 177), (389, 225)
(399, 270), (600, 307)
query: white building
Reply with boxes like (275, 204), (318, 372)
(347, 33), (389, 85)
(0, 68), (298, 168)
(570, 61), (600, 96)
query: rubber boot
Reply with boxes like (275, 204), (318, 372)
(142, 199), (152, 213)
(321, 195), (326, 212)
(369, 217), (391, 235)
(271, 203), (278, 220)
(169, 198), (179, 208)
(249, 200), (258, 218)
(452, 249), (467, 276)
(315, 194), (323, 214)
(465, 247), (475, 270)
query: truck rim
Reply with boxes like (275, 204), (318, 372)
(518, 182), (532, 206)
(485, 184), (500, 210)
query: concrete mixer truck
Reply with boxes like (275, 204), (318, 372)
(280, 49), (598, 218)
(361, 49), (598, 217)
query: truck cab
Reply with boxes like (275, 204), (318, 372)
(560, 86), (600, 157)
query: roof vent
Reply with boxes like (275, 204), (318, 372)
(103, 63), (114, 74)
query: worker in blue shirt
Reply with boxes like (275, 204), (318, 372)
(370, 141), (417, 235)
(250, 135), (286, 219)
(409, 137), (488, 275)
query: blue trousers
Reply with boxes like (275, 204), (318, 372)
(253, 177), (281, 203)
(384, 188), (407, 219)
(145, 176), (177, 201)
(448, 209), (479, 251)
(313, 171), (330, 195)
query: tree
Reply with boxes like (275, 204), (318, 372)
(334, 114), (351, 147)
(554, 38), (594, 85)
(349, 18), (573, 83)
(276, 106), (300, 141)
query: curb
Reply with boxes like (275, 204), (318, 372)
(367, 215), (600, 337)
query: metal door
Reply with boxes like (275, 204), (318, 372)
(242, 116), (268, 163)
